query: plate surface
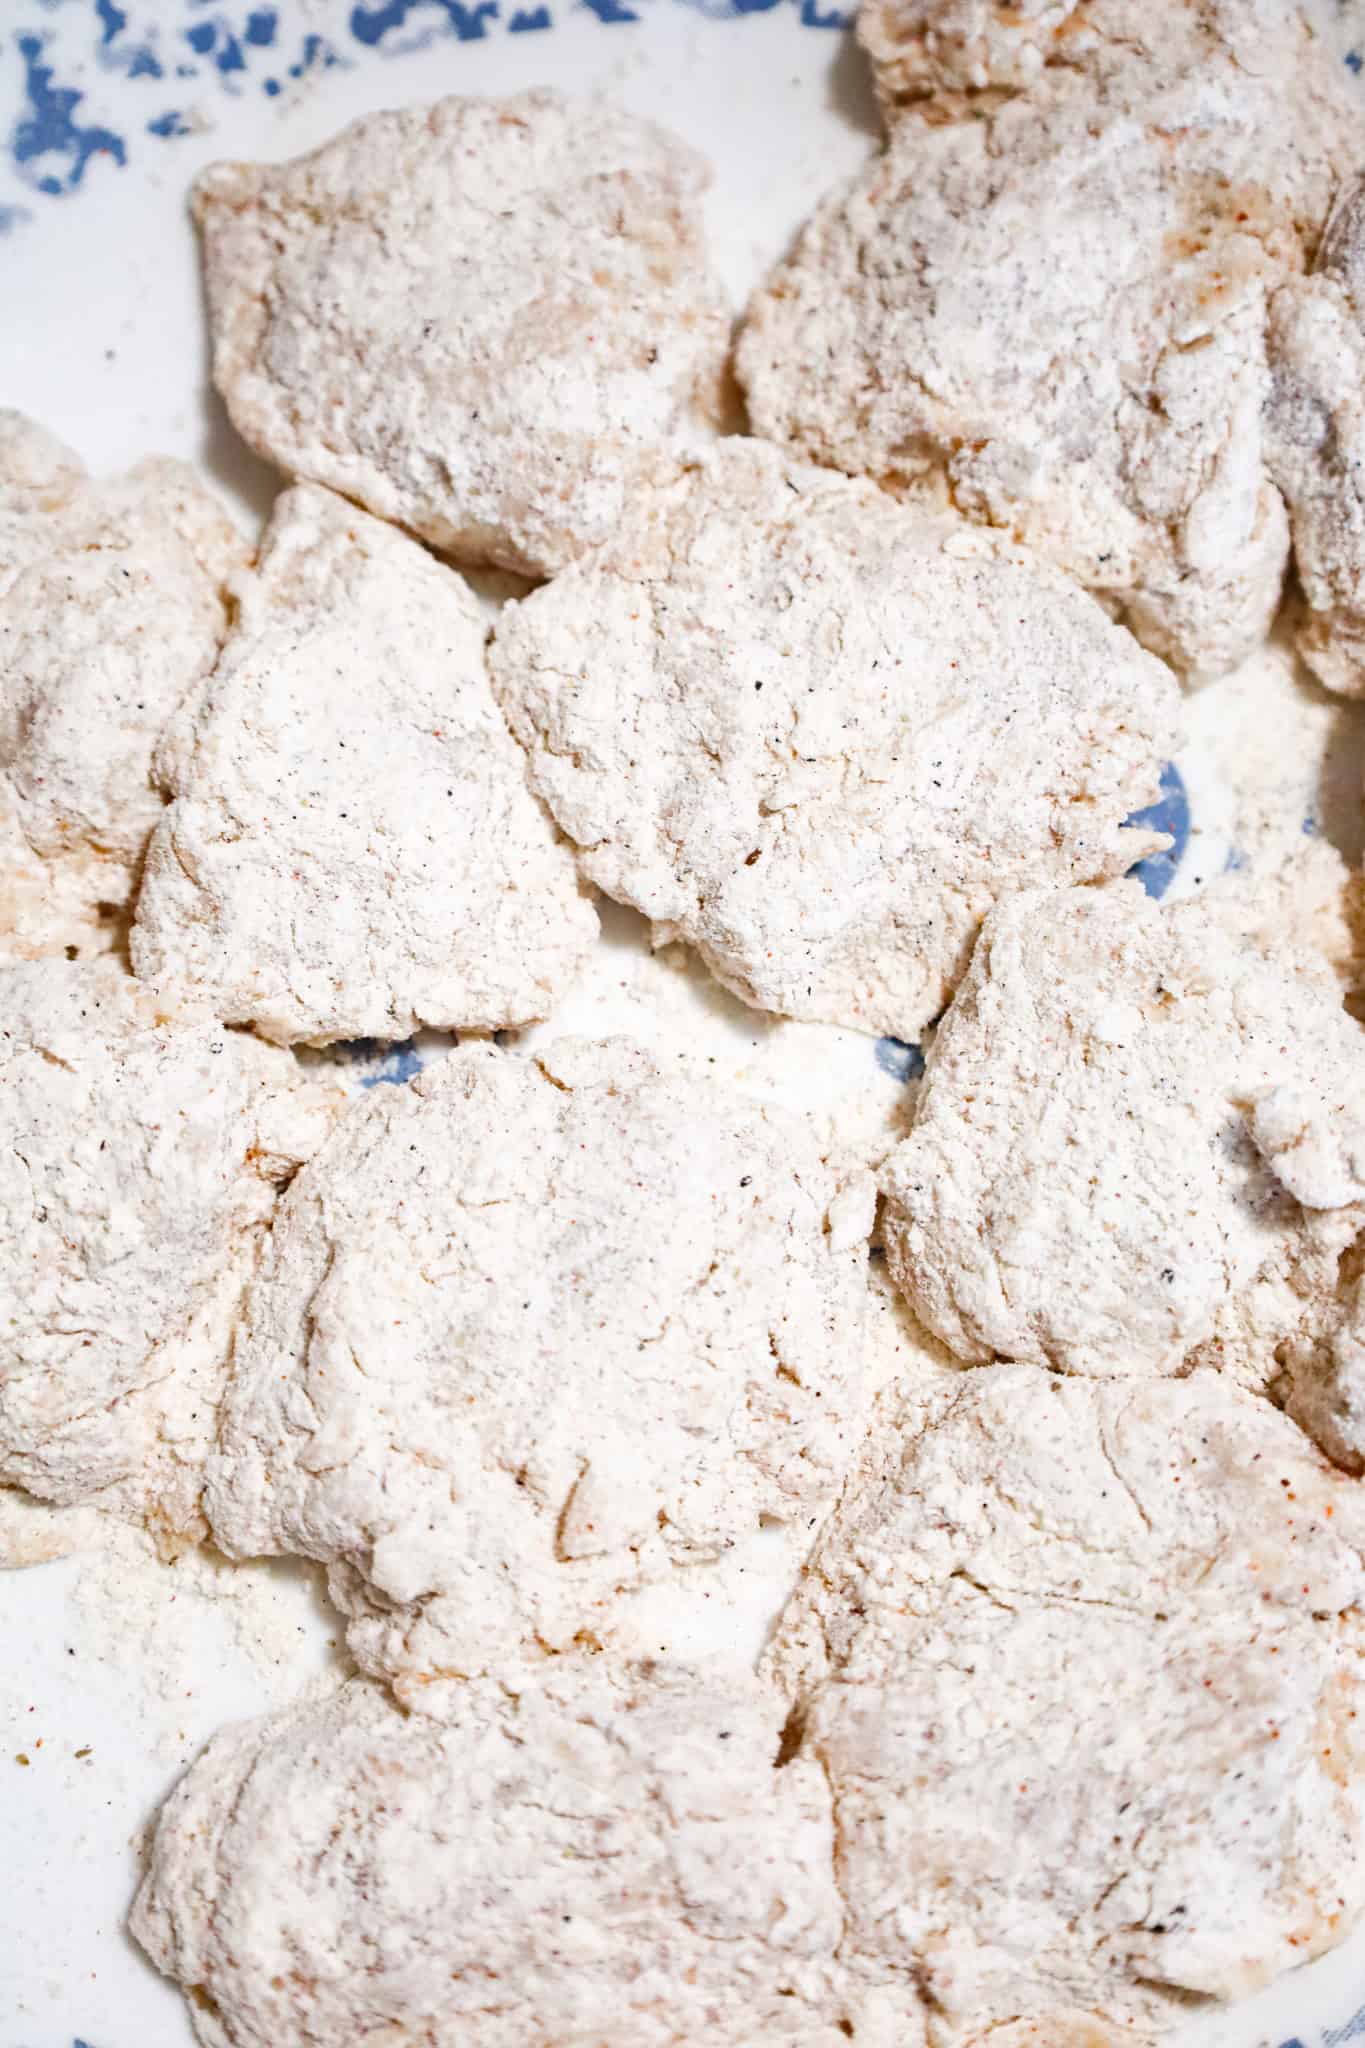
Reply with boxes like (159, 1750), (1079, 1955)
(5, 4), (1365, 2045)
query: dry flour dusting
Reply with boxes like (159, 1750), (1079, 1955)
(68, 1524), (348, 1737)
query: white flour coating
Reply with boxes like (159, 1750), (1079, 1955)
(131, 1665), (854, 2048)
(1173, 623), (1365, 986)
(767, 1364), (1365, 2046)
(855, 0), (1082, 115)
(0, 961), (339, 1545)
(0, 411), (243, 962)
(131, 485), (596, 1046)
(1267, 174), (1365, 696)
(0, 411), (84, 512)
(598, 1255), (957, 1681)
(207, 1036), (876, 1702)
(515, 898), (924, 1182)
(490, 442), (1177, 1042)
(0, 1483), (98, 1567)
(881, 882), (1365, 1381)
(193, 90), (730, 580)
(738, 0), (1361, 680)
(1281, 1250), (1365, 1476)
(1217, 835), (1365, 993)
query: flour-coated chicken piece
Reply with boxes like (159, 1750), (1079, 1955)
(131, 1663), (857, 2048)
(881, 882), (1365, 1381)
(0, 411), (242, 961)
(193, 90), (730, 579)
(206, 1036), (877, 1701)
(767, 1363), (1365, 2044)
(491, 441), (1177, 1041)
(1267, 174), (1365, 696)
(0, 960), (339, 1545)
(132, 484), (596, 1045)
(740, 0), (1361, 680)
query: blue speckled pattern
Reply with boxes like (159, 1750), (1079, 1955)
(0, 0), (851, 226)
(12, 29), (126, 196)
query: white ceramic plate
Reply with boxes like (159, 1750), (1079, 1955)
(5, 4), (1365, 2044)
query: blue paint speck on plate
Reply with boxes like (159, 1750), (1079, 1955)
(179, 11), (271, 75)
(351, 0), (497, 45)
(95, 0), (128, 46)
(94, 0), (166, 79)
(348, 0), (412, 41)
(508, 6), (551, 27)
(875, 1036), (925, 1084)
(1319, 1996), (1365, 2042)
(348, 1039), (424, 1087)
(147, 106), (190, 134)
(1124, 760), (1190, 901)
(12, 33), (127, 194)
(287, 31), (344, 74)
